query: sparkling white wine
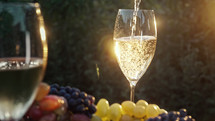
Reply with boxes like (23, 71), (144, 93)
(0, 58), (44, 120)
(114, 36), (156, 82)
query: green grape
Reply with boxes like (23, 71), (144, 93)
(101, 117), (110, 121)
(151, 104), (160, 110)
(91, 114), (102, 121)
(159, 109), (168, 114)
(136, 100), (148, 108)
(96, 98), (110, 118)
(145, 104), (159, 118)
(120, 114), (133, 121)
(133, 118), (144, 121)
(107, 103), (122, 121)
(121, 101), (135, 116)
(133, 105), (146, 118)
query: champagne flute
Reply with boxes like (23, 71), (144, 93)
(0, 2), (47, 120)
(114, 9), (157, 101)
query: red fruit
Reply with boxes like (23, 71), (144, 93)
(39, 113), (56, 121)
(26, 104), (43, 120)
(39, 95), (64, 111)
(54, 97), (68, 115)
(35, 82), (50, 101)
(70, 114), (90, 121)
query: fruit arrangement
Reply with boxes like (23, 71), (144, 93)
(23, 82), (196, 121)
(23, 83), (96, 121)
(93, 99), (195, 121)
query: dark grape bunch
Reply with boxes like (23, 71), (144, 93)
(147, 109), (195, 121)
(49, 84), (96, 118)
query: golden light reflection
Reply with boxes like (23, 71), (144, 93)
(40, 27), (46, 41)
(16, 44), (20, 55)
(35, 3), (48, 70)
(58, 98), (65, 104)
(36, 9), (41, 15)
(115, 41), (120, 61)
(43, 42), (48, 59)
(35, 3), (40, 8)
(204, 1), (215, 30)
(101, 35), (116, 59)
(154, 16), (157, 37)
(40, 25), (48, 68)
(96, 64), (100, 79)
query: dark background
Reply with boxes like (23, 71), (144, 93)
(36, 0), (215, 121)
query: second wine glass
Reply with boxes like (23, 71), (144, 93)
(0, 2), (47, 121)
(114, 9), (157, 101)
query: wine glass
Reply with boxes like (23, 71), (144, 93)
(114, 9), (157, 101)
(0, 2), (47, 121)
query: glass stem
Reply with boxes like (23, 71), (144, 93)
(130, 82), (136, 102)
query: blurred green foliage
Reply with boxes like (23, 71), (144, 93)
(36, 0), (215, 121)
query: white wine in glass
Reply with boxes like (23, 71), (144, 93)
(0, 2), (47, 121)
(114, 9), (157, 101)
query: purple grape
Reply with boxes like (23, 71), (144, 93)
(146, 109), (195, 121)
(71, 92), (79, 99)
(179, 109), (187, 117)
(75, 105), (85, 113)
(80, 92), (87, 99)
(51, 83), (59, 89)
(88, 104), (96, 113)
(49, 84), (96, 118)
(60, 86), (65, 90)
(64, 93), (71, 100)
(65, 86), (72, 92)
(147, 118), (154, 121)
(49, 88), (58, 95)
(179, 117), (186, 121)
(154, 116), (161, 121)
(69, 99), (77, 107)
(72, 87), (80, 93)
(87, 95), (95, 103)
(83, 99), (90, 106)
(59, 90), (66, 96)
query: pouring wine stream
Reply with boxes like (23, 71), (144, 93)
(131, 0), (142, 37)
